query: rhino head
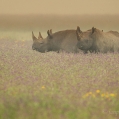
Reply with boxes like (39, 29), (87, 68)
(32, 30), (53, 53)
(76, 27), (95, 53)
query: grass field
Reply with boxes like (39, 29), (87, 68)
(0, 14), (119, 119)
(0, 38), (119, 119)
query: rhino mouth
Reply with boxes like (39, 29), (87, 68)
(32, 46), (39, 51)
(32, 47), (48, 53)
(77, 45), (84, 49)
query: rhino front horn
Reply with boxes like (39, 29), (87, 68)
(32, 31), (38, 41)
(47, 29), (53, 38)
(32, 31), (34, 38)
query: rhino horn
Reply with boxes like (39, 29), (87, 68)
(92, 27), (96, 34)
(47, 29), (53, 38)
(77, 26), (82, 33)
(38, 32), (43, 40)
(32, 31), (38, 41)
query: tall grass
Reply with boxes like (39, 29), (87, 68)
(0, 37), (119, 119)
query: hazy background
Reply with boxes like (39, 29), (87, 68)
(0, 0), (119, 40)
(0, 0), (119, 15)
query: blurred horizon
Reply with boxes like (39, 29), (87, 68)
(0, 14), (119, 31)
(0, 14), (119, 41)
(0, 0), (119, 40)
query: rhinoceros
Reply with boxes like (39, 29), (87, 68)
(32, 27), (81, 53)
(76, 27), (119, 53)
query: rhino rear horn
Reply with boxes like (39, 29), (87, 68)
(32, 31), (38, 41)
(47, 29), (53, 38)
(77, 26), (82, 33)
(38, 32), (43, 40)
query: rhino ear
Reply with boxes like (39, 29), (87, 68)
(32, 31), (38, 41)
(77, 26), (82, 33)
(76, 30), (81, 41)
(38, 32), (43, 40)
(50, 29), (52, 34)
(47, 29), (53, 39)
(92, 27), (96, 34)
(76, 27), (82, 41)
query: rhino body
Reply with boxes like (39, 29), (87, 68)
(32, 28), (81, 53)
(76, 27), (119, 53)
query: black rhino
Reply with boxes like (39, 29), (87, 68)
(32, 27), (82, 53)
(76, 27), (119, 53)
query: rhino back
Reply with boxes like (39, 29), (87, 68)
(50, 30), (78, 52)
(108, 31), (119, 37)
(93, 30), (119, 52)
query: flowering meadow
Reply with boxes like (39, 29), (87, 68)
(0, 37), (119, 119)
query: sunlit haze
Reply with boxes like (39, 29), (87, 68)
(0, 0), (119, 15)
